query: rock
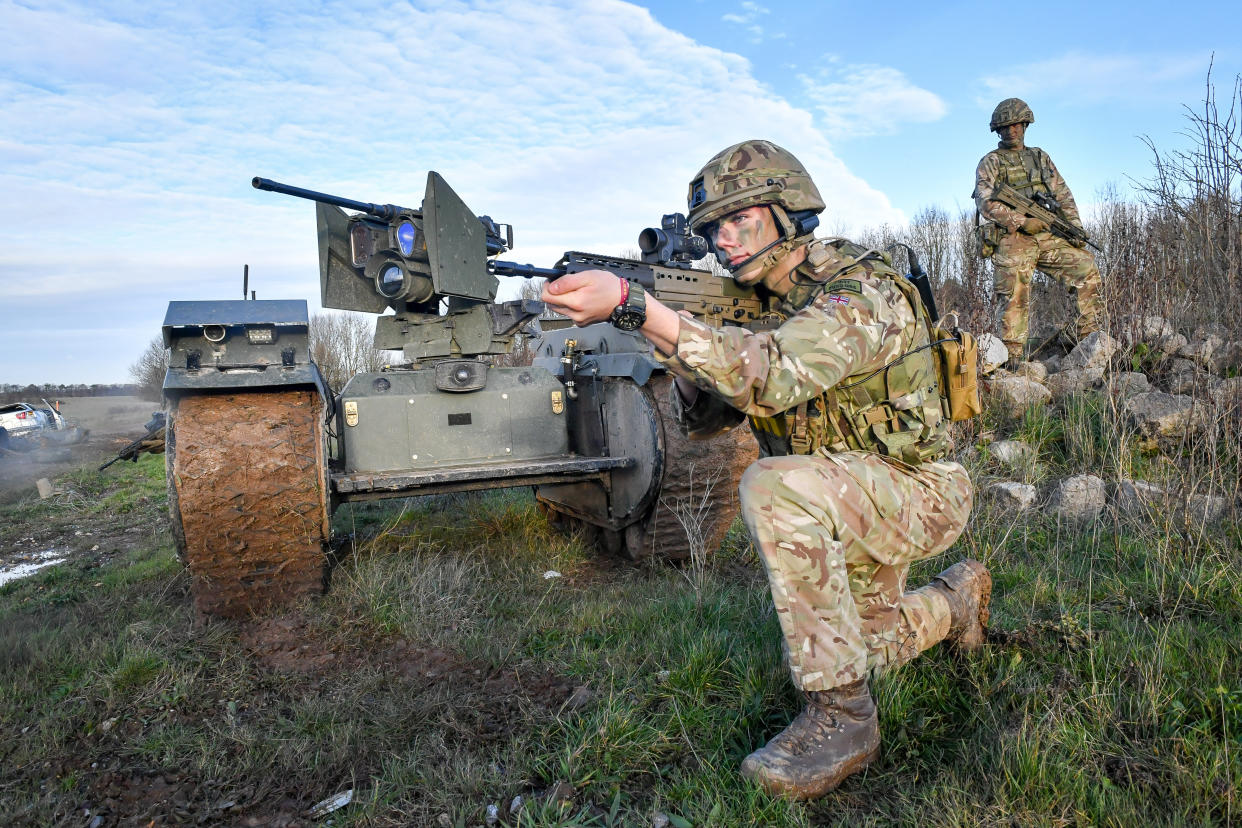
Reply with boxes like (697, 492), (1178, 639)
(1123, 391), (1210, 447)
(36, 478), (55, 499)
(546, 781), (576, 802)
(1177, 334), (1224, 371)
(563, 685), (593, 711)
(1014, 361), (1048, 383)
(1156, 332), (1189, 358)
(984, 376), (1052, 416)
(1164, 358), (1215, 395)
(987, 481), (1037, 511)
(1210, 376), (1242, 412)
(1117, 315), (1173, 348)
(1042, 355), (1063, 374)
(1051, 474), (1106, 523)
(1045, 366), (1104, 400)
(1218, 341), (1242, 373)
(1104, 371), (1151, 398)
(1183, 493), (1229, 526)
(1063, 331), (1120, 372)
(1115, 480), (1165, 517)
(978, 333), (1011, 373)
(989, 439), (1035, 467)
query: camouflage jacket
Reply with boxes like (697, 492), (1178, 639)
(657, 239), (946, 460)
(973, 145), (1081, 232)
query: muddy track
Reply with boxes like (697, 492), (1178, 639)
(168, 390), (330, 618)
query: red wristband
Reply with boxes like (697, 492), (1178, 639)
(618, 277), (629, 306)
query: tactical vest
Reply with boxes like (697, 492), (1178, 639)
(746, 240), (951, 465)
(995, 147), (1053, 198)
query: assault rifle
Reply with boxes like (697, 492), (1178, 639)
(99, 412), (167, 471)
(990, 181), (1101, 252)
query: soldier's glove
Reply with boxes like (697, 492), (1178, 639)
(1020, 218), (1050, 235)
(1069, 237), (1087, 249)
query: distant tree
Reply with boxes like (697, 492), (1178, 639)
(129, 336), (169, 401)
(309, 311), (393, 393)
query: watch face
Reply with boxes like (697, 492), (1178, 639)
(613, 311), (644, 331)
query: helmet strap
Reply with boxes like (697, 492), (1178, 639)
(730, 234), (810, 288)
(725, 205), (794, 283)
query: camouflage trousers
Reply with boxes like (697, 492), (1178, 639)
(739, 450), (973, 692)
(993, 230), (1103, 360)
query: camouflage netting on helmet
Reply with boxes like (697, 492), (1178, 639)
(990, 98), (1035, 131)
(687, 139), (825, 236)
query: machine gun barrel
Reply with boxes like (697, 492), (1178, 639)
(252, 177), (410, 221)
(253, 176), (510, 255)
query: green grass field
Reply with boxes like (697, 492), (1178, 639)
(1, 391), (1239, 826)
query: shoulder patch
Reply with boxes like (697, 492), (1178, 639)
(824, 278), (862, 296)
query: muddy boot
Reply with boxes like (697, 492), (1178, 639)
(932, 559), (992, 651)
(740, 678), (880, 800)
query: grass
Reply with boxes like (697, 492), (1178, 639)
(0, 414), (1240, 826)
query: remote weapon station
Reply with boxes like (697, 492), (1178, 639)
(162, 172), (760, 617)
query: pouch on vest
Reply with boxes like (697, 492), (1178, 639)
(888, 272), (982, 424)
(976, 220), (1001, 260)
(932, 314), (982, 421)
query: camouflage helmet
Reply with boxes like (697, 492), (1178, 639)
(687, 139), (825, 237)
(990, 98), (1034, 131)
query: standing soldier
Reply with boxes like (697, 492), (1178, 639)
(542, 140), (990, 799)
(974, 98), (1103, 367)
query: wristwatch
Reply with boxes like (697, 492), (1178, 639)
(608, 278), (647, 331)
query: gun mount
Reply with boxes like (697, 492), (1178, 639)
(163, 171), (761, 618)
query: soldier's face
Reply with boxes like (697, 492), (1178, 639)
(708, 206), (780, 267)
(997, 122), (1026, 149)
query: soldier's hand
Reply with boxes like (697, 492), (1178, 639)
(1020, 217), (1049, 235)
(541, 270), (624, 326)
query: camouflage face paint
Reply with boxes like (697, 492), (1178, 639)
(997, 122), (1026, 150)
(714, 207), (780, 268)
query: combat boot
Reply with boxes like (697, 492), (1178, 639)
(931, 559), (992, 651)
(740, 678), (880, 800)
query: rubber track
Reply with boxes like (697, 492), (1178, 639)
(632, 375), (757, 561)
(169, 390), (330, 619)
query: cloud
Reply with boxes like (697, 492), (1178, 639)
(800, 64), (947, 138)
(977, 51), (1211, 107)
(721, 1), (768, 40)
(0, 0), (903, 384)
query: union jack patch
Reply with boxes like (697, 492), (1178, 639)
(828, 294), (851, 305)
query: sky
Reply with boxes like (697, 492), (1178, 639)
(1, 0), (1238, 385)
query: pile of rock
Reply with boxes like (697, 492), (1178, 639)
(971, 317), (1242, 526)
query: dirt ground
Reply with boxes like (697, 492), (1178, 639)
(0, 395), (160, 501)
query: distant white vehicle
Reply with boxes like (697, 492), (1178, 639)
(0, 400), (67, 445)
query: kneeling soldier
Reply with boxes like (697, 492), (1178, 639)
(542, 140), (990, 799)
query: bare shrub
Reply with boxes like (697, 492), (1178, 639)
(855, 207), (995, 334)
(1134, 64), (1242, 338)
(310, 312), (392, 394)
(128, 335), (169, 402)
